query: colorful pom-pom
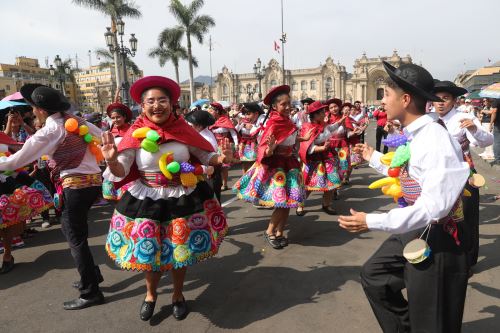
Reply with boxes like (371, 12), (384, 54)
(167, 161), (180, 173)
(146, 130), (160, 142)
(180, 162), (195, 173)
(64, 118), (78, 132)
(141, 139), (159, 153)
(79, 125), (89, 136)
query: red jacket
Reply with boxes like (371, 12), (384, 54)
(373, 110), (387, 127)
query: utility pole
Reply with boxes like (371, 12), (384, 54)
(75, 53), (80, 70)
(209, 35), (213, 99)
(280, 0), (287, 85)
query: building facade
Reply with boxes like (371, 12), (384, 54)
(0, 57), (78, 103)
(454, 61), (500, 92)
(209, 50), (412, 106)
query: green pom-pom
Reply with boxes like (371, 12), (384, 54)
(83, 133), (93, 143)
(141, 139), (159, 153)
(146, 130), (160, 142)
(390, 143), (411, 168)
(167, 161), (180, 173)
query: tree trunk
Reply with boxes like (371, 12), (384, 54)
(174, 63), (180, 84)
(187, 33), (195, 104)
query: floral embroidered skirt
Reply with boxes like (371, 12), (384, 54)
(105, 181), (227, 272)
(102, 179), (129, 201)
(335, 147), (350, 180)
(302, 151), (341, 192)
(233, 154), (305, 208)
(238, 140), (258, 162)
(0, 174), (53, 230)
(349, 144), (363, 167)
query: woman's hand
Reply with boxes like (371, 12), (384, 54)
(101, 131), (118, 162)
(265, 134), (277, 157)
(220, 138), (233, 164)
(301, 128), (315, 142)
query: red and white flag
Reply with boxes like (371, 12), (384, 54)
(274, 41), (280, 53)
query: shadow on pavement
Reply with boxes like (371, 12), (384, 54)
(463, 305), (500, 332)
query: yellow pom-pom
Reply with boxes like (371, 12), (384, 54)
(180, 173), (198, 187)
(79, 125), (89, 136)
(132, 127), (151, 139)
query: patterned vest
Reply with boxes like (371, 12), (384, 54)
(399, 164), (464, 245)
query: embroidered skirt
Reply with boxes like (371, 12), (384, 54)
(233, 154), (305, 208)
(238, 140), (258, 162)
(302, 151), (341, 192)
(105, 181), (227, 272)
(102, 179), (130, 201)
(335, 147), (350, 180)
(0, 174), (53, 230)
(349, 144), (363, 166)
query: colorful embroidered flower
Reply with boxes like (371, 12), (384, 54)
(173, 244), (191, 263)
(122, 221), (135, 239)
(188, 230), (211, 253)
(288, 187), (302, 201)
(119, 239), (134, 262)
(168, 218), (191, 245)
(0, 195), (9, 209)
(133, 238), (159, 264)
(203, 199), (220, 212)
(160, 239), (174, 265)
(11, 190), (27, 205)
(108, 230), (125, 254)
(111, 214), (127, 231)
(338, 149), (346, 160)
(28, 192), (44, 209)
(137, 220), (158, 239)
(273, 171), (286, 186)
(317, 163), (326, 175)
(209, 211), (227, 232)
(3, 204), (19, 221)
(188, 214), (208, 230)
(272, 187), (286, 203)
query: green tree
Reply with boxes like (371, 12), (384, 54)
(72, 0), (141, 89)
(95, 48), (141, 76)
(148, 27), (198, 84)
(169, 0), (215, 103)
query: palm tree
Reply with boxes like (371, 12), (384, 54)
(95, 48), (141, 76)
(169, 0), (215, 103)
(72, 0), (141, 90)
(148, 27), (198, 84)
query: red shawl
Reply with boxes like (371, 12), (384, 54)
(110, 123), (131, 138)
(210, 114), (235, 130)
(256, 110), (297, 163)
(298, 122), (324, 164)
(0, 132), (22, 146)
(328, 114), (348, 148)
(114, 114), (214, 188)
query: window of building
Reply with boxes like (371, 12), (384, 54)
(376, 88), (384, 100)
(6, 85), (10, 90)
(326, 77), (332, 89)
(222, 84), (228, 95)
(239, 85), (244, 93)
(310, 80), (316, 90)
(301, 80), (307, 91)
(292, 81), (298, 91)
(270, 80), (277, 87)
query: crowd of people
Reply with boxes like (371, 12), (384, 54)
(0, 60), (499, 331)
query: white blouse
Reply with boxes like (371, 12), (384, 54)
(104, 141), (217, 200)
(211, 127), (239, 145)
(308, 123), (340, 154)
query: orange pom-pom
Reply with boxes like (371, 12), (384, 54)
(65, 118), (79, 133)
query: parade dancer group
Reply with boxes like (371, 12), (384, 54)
(0, 58), (492, 331)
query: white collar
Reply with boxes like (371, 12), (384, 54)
(403, 114), (435, 140)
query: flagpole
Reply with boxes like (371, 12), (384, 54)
(280, 0), (286, 85)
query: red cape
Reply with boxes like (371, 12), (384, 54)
(210, 115), (235, 130)
(257, 111), (297, 163)
(298, 122), (324, 164)
(0, 132), (22, 146)
(114, 114), (214, 189)
(110, 123), (131, 138)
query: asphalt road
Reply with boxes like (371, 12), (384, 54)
(1, 124), (499, 333)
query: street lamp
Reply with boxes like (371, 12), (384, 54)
(253, 58), (266, 101)
(246, 85), (256, 102)
(49, 54), (71, 95)
(104, 17), (137, 107)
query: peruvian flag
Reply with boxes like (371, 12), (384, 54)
(274, 41), (280, 53)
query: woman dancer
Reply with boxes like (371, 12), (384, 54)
(344, 103), (368, 184)
(102, 102), (132, 201)
(235, 102), (265, 173)
(102, 76), (231, 321)
(234, 85), (308, 249)
(296, 101), (345, 216)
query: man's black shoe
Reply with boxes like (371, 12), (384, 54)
(63, 291), (105, 310)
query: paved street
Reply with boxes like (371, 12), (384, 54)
(1, 127), (499, 333)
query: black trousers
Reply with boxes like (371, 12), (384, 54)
(463, 183), (480, 266)
(207, 166), (222, 203)
(61, 186), (101, 298)
(376, 126), (388, 153)
(361, 224), (469, 333)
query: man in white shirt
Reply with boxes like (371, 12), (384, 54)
(339, 62), (470, 332)
(432, 80), (494, 270)
(292, 97), (313, 128)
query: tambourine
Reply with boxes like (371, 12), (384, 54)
(469, 173), (485, 188)
(403, 238), (431, 264)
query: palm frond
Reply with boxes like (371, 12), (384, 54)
(169, 0), (191, 27)
(95, 48), (114, 61)
(72, 0), (107, 11)
(158, 26), (185, 47)
(188, 0), (205, 18)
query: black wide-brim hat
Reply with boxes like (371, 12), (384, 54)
(300, 97), (314, 105)
(432, 80), (468, 97)
(325, 98), (342, 108)
(382, 61), (442, 102)
(242, 102), (263, 114)
(184, 110), (215, 128)
(20, 84), (71, 112)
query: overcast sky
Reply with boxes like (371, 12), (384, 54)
(2, 0), (499, 82)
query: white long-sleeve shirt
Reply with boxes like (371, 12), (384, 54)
(439, 108), (494, 148)
(211, 127), (239, 146)
(307, 123), (340, 154)
(236, 114), (266, 137)
(0, 113), (102, 177)
(366, 114), (470, 234)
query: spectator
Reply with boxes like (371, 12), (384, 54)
(373, 105), (388, 153)
(479, 98), (495, 160)
(490, 99), (499, 165)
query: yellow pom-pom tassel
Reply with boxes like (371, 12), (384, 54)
(180, 173), (198, 187)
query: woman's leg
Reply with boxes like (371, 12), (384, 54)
(296, 191), (310, 214)
(221, 168), (229, 189)
(171, 267), (187, 302)
(274, 208), (290, 237)
(322, 190), (333, 207)
(145, 271), (162, 302)
(0, 230), (13, 262)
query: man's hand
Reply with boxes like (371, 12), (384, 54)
(338, 209), (369, 233)
(459, 118), (477, 133)
(354, 143), (374, 162)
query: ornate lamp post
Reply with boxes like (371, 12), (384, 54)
(253, 58), (266, 101)
(104, 17), (137, 107)
(246, 85), (256, 102)
(49, 55), (71, 95)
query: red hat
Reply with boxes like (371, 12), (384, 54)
(341, 102), (353, 109)
(106, 102), (132, 122)
(263, 85), (290, 106)
(210, 102), (225, 113)
(130, 76), (181, 104)
(306, 100), (327, 114)
(324, 98), (342, 108)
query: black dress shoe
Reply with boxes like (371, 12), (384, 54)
(140, 299), (156, 321)
(172, 298), (188, 320)
(63, 291), (104, 310)
(72, 273), (104, 289)
(0, 256), (14, 274)
(322, 205), (338, 215)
